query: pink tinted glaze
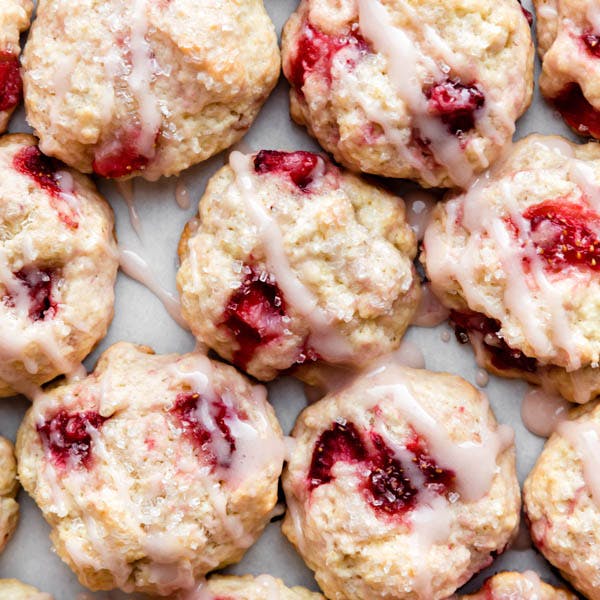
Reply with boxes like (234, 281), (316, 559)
(308, 421), (454, 518)
(523, 199), (600, 271)
(450, 310), (538, 373)
(521, 387), (571, 438)
(0, 52), (22, 111)
(221, 268), (287, 370)
(287, 21), (368, 93)
(425, 79), (485, 135)
(253, 150), (322, 190)
(170, 392), (238, 468)
(13, 145), (79, 228)
(37, 409), (108, 469)
(92, 125), (156, 178)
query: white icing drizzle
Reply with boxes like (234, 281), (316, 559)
(175, 178), (191, 210)
(411, 282), (450, 327)
(475, 369), (489, 388)
(115, 180), (143, 237)
(404, 191), (438, 241)
(521, 387), (571, 437)
(229, 151), (354, 363)
(118, 247), (188, 330)
(557, 419), (600, 505)
(424, 138), (600, 371)
(128, 0), (162, 158)
(355, 0), (510, 187)
(368, 364), (513, 501)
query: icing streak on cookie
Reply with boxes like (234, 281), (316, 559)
(308, 422), (454, 518)
(0, 52), (22, 111)
(92, 125), (154, 178)
(13, 145), (78, 228)
(253, 150), (322, 190)
(38, 410), (108, 469)
(15, 269), (57, 321)
(553, 83), (600, 139)
(524, 200), (600, 271)
(287, 21), (368, 93)
(426, 79), (485, 135)
(171, 392), (237, 467)
(450, 310), (538, 373)
(222, 268), (286, 369)
(583, 33), (600, 58)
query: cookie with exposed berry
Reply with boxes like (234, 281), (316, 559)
(424, 134), (600, 404)
(282, 362), (519, 600)
(0, 134), (117, 398)
(16, 342), (285, 596)
(459, 571), (576, 599)
(281, 0), (533, 188)
(524, 401), (600, 600)
(177, 150), (420, 384)
(22, 0), (279, 180)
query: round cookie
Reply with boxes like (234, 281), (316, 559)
(177, 150), (420, 384)
(0, 0), (33, 132)
(282, 362), (519, 600)
(534, 0), (600, 139)
(424, 134), (600, 404)
(524, 400), (600, 600)
(0, 579), (53, 599)
(22, 0), (280, 180)
(0, 436), (18, 553)
(189, 574), (324, 599)
(459, 571), (576, 599)
(0, 134), (118, 398)
(16, 342), (285, 596)
(281, 0), (534, 188)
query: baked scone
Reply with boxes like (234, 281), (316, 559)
(0, 579), (53, 599)
(22, 0), (280, 180)
(177, 150), (420, 384)
(534, 0), (600, 139)
(0, 134), (118, 398)
(524, 401), (600, 600)
(282, 362), (519, 600)
(0, 0), (32, 132)
(189, 574), (324, 599)
(459, 571), (576, 599)
(0, 437), (18, 553)
(424, 134), (600, 404)
(281, 0), (534, 188)
(16, 342), (285, 596)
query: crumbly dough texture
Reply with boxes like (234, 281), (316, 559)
(459, 571), (577, 599)
(16, 342), (285, 596)
(534, 0), (600, 115)
(281, 0), (533, 188)
(177, 152), (420, 383)
(0, 437), (18, 554)
(423, 134), (600, 404)
(282, 365), (520, 600)
(0, 134), (118, 398)
(23, 0), (280, 180)
(202, 574), (324, 599)
(0, 0), (32, 132)
(0, 579), (53, 600)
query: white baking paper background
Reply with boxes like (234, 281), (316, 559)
(0, 0), (585, 597)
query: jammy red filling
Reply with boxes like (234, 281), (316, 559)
(450, 310), (538, 373)
(37, 410), (108, 469)
(253, 150), (322, 190)
(552, 83), (600, 139)
(523, 199), (600, 271)
(518, 1), (533, 25)
(170, 392), (238, 468)
(426, 79), (485, 135)
(582, 33), (600, 58)
(92, 126), (154, 178)
(221, 269), (287, 370)
(0, 52), (22, 111)
(14, 269), (57, 321)
(308, 421), (454, 518)
(287, 21), (368, 93)
(13, 145), (78, 228)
